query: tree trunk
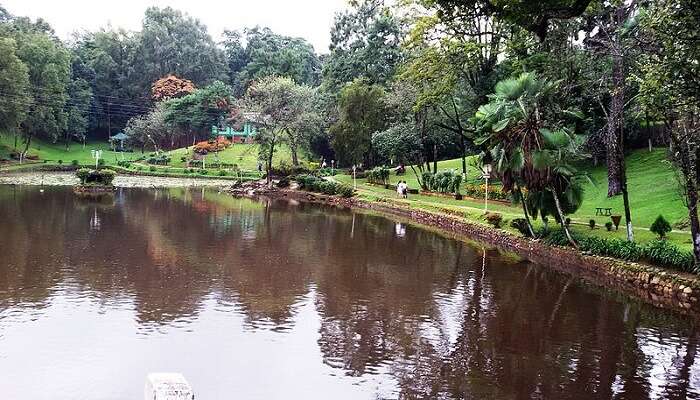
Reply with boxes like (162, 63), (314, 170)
(606, 52), (625, 197)
(621, 180), (634, 242)
(433, 144), (438, 173)
(267, 139), (276, 188)
(21, 134), (32, 164)
(517, 185), (536, 238)
(460, 136), (467, 176)
(551, 189), (578, 248)
(688, 186), (700, 271)
(291, 146), (299, 167)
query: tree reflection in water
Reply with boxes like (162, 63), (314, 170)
(0, 185), (697, 399)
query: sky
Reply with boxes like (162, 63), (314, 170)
(1, 0), (349, 53)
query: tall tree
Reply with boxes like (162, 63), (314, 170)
(472, 73), (588, 243)
(584, 1), (640, 241)
(137, 7), (226, 88)
(240, 76), (314, 185)
(433, 0), (594, 40)
(637, 0), (700, 269)
(323, 0), (403, 90)
(329, 79), (386, 167)
(10, 25), (71, 153)
(0, 37), (30, 136)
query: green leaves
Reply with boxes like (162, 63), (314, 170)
(493, 118), (511, 132)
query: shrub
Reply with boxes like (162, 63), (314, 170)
(337, 185), (355, 198)
(422, 170), (465, 195)
(565, 217), (571, 227)
(277, 177), (290, 188)
(137, 166), (143, 171)
(199, 169), (208, 175)
(485, 212), (503, 228)
(71, 160), (79, 166)
(146, 154), (171, 166)
(510, 218), (531, 237)
(76, 168), (116, 186)
(218, 170), (227, 177)
(589, 219), (596, 229)
(644, 240), (695, 272)
(295, 175), (355, 198)
(650, 215), (672, 239)
(149, 165), (157, 172)
(462, 183), (511, 201)
(366, 166), (391, 185)
(58, 159), (63, 165)
(97, 158), (106, 166)
(605, 221), (613, 231)
(193, 137), (231, 154)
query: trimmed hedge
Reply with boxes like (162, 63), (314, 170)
(296, 175), (355, 198)
(545, 230), (695, 273)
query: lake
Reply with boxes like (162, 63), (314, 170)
(0, 185), (697, 399)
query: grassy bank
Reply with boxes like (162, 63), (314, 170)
(0, 135), (297, 173)
(334, 148), (691, 250)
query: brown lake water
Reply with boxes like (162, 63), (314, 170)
(0, 185), (698, 400)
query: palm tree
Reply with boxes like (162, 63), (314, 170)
(472, 73), (589, 247)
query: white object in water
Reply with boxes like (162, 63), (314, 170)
(144, 373), (194, 400)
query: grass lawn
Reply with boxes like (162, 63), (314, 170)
(335, 147), (691, 250)
(0, 135), (140, 167)
(0, 135), (298, 173)
(164, 143), (295, 170)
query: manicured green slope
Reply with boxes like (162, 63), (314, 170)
(338, 147), (689, 248)
(0, 135), (136, 167)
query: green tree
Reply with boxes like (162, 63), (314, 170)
(330, 80), (386, 167)
(239, 76), (314, 185)
(432, 0), (594, 40)
(322, 0), (403, 90)
(472, 73), (588, 244)
(11, 26), (71, 154)
(65, 77), (93, 149)
(124, 103), (170, 154)
(0, 37), (30, 137)
(636, 0), (700, 266)
(233, 27), (321, 89)
(137, 7), (226, 88)
(163, 81), (233, 148)
(650, 215), (672, 239)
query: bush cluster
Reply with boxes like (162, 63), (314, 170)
(269, 162), (311, 177)
(117, 160), (132, 168)
(545, 230), (695, 273)
(146, 154), (171, 165)
(296, 175), (355, 198)
(193, 137), (231, 154)
(421, 170), (462, 194)
(187, 160), (235, 169)
(76, 168), (116, 186)
(463, 183), (511, 201)
(485, 212), (503, 228)
(366, 167), (390, 185)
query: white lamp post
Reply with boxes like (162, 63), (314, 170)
(331, 160), (335, 176)
(352, 165), (357, 190)
(483, 163), (493, 213)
